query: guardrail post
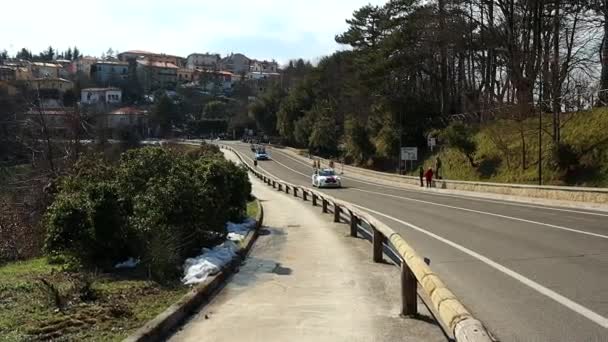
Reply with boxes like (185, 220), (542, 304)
(303, 191), (308, 201)
(333, 204), (340, 222)
(293, 188), (298, 197)
(400, 262), (418, 316)
(286, 186), (290, 194)
(312, 194), (317, 206)
(372, 227), (385, 263)
(278, 184), (283, 191)
(350, 212), (358, 237)
(322, 198), (328, 213)
(272, 180), (276, 188)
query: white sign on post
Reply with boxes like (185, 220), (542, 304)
(428, 137), (437, 152)
(401, 147), (418, 161)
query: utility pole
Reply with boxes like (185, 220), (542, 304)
(538, 78), (544, 186)
(538, 106), (542, 186)
(398, 110), (403, 174)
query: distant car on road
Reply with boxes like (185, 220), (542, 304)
(255, 150), (269, 161)
(312, 168), (341, 188)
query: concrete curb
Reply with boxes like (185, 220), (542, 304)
(122, 199), (264, 342)
(270, 144), (608, 210)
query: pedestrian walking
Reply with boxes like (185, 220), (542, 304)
(329, 160), (335, 169)
(435, 157), (442, 180)
(419, 166), (424, 187)
(424, 167), (434, 188)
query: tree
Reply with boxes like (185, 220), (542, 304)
(308, 101), (338, 156)
(442, 123), (477, 167)
(152, 95), (176, 136)
(0, 50), (7, 63)
(203, 100), (228, 118)
(335, 4), (386, 50)
(343, 117), (374, 165)
(65, 48), (73, 61)
(16, 48), (32, 60)
(106, 48), (115, 59)
(73, 46), (81, 60)
(248, 83), (285, 134)
(40, 46), (55, 61)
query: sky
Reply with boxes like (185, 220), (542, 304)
(0, 0), (387, 65)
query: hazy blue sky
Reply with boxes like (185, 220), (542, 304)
(0, 0), (386, 65)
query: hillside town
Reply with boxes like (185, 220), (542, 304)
(0, 49), (281, 139)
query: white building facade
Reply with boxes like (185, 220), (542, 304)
(81, 87), (122, 105)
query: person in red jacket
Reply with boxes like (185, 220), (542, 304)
(424, 167), (434, 188)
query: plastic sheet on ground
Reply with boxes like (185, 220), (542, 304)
(114, 257), (140, 269)
(182, 219), (256, 285)
(226, 218), (256, 243)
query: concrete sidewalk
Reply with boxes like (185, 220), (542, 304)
(169, 172), (445, 342)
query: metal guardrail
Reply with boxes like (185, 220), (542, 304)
(221, 145), (492, 342)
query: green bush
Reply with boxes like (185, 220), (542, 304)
(43, 146), (251, 281)
(44, 183), (130, 267)
(441, 123), (478, 166)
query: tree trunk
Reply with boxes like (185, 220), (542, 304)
(601, 3), (608, 104)
(439, 0), (448, 116)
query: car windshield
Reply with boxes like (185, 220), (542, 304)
(319, 170), (335, 176)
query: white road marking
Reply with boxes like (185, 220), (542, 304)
(350, 203), (608, 329)
(269, 147), (608, 218)
(242, 145), (608, 239)
(352, 188), (608, 240)
(228, 144), (608, 329)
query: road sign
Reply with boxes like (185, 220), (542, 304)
(401, 147), (418, 161)
(428, 137), (437, 152)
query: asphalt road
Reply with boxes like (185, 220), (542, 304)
(226, 142), (608, 342)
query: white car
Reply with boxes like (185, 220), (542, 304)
(312, 168), (341, 188)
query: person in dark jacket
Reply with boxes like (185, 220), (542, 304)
(424, 168), (434, 188)
(419, 166), (424, 187)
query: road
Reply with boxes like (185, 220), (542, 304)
(226, 141), (608, 342)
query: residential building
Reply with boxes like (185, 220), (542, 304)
(248, 71), (281, 81)
(177, 68), (194, 83)
(220, 53), (251, 74)
(136, 60), (178, 91)
(0, 66), (16, 81)
(95, 107), (148, 138)
(31, 62), (61, 78)
(55, 59), (76, 77)
(75, 57), (98, 75)
(186, 53), (220, 70)
(22, 108), (75, 135)
(118, 50), (186, 67)
(250, 60), (279, 73)
(90, 61), (129, 84)
(81, 87), (122, 105)
(25, 78), (74, 93)
(197, 70), (239, 92)
(1, 61), (32, 81)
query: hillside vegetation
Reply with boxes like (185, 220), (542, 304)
(418, 108), (608, 187)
